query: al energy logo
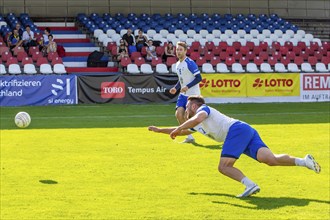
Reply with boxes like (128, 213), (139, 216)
(252, 78), (293, 88)
(101, 82), (125, 98)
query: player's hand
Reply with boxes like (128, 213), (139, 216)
(148, 126), (159, 132)
(180, 86), (188, 93)
(169, 88), (176, 94)
(170, 127), (181, 139)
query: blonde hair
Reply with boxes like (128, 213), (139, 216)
(187, 95), (205, 106)
(176, 41), (187, 50)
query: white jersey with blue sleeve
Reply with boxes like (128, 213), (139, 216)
(191, 105), (238, 142)
(175, 57), (201, 96)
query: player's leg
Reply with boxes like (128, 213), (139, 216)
(257, 148), (321, 173)
(220, 121), (260, 197)
(175, 94), (194, 143)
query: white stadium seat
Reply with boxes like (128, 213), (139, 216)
(127, 64), (140, 74)
(178, 34), (188, 42)
(212, 30), (221, 38)
(156, 64), (169, 74)
(0, 64), (7, 75)
(160, 29), (169, 38)
(199, 29), (209, 38)
(147, 29), (156, 38)
(174, 30), (184, 38)
(106, 29), (116, 38)
(40, 64), (53, 74)
(301, 63), (314, 72)
(23, 64), (37, 74)
(288, 63), (300, 72)
(8, 64), (21, 75)
(232, 63), (245, 73)
(246, 63), (259, 73)
(53, 64), (67, 74)
(202, 63), (215, 73)
(216, 63), (230, 73)
(171, 63), (177, 73)
(315, 63), (329, 72)
(140, 64), (154, 74)
(187, 29), (196, 38)
(93, 29), (103, 38)
(260, 63), (273, 72)
(275, 63), (288, 73)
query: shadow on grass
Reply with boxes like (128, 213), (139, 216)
(189, 192), (330, 210)
(39, 180), (58, 184)
(191, 142), (223, 150)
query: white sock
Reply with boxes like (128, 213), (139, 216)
(295, 158), (306, 166)
(241, 177), (256, 188)
(187, 134), (194, 139)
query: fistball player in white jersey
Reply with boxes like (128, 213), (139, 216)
(169, 41), (202, 143)
(148, 96), (321, 198)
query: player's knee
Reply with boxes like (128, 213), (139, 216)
(218, 164), (228, 174)
(261, 157), (278, 166)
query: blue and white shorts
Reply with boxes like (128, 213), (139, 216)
(176, 93), (189, 110)
(221, 121), (268, 161)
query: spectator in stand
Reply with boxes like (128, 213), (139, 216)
(122, 28), (136, 54)
(7, 29), (23, 51)
(46, 34), (57, 54)
(15, 23), (23, 38)
(163, 41), (176, 61)
(22, 25), (37, 52)
(39, 27), (51, 54)
(117, 39), (129, 61)
(135, 29), (148, 52)
(122, 28), (135, 47)
(146, 39), (157, 61)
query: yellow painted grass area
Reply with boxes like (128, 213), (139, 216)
(1, 124), (329, 219)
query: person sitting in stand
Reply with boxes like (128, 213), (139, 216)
(7, 29), (23, 52)
(135, 29), (148, 52)
(163, 41), (176, 61)
(46, 34), (57, 54)
(22, 25), (37, 52)
(117, 39), (129, 61)
(146, 39), (157, 61)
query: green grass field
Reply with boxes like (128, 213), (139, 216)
(0, 102), (329, 219)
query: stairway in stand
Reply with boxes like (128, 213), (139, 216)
(36, 22), (118, 74)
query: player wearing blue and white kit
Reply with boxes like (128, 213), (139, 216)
(148, 96), (321, 198)
(169, 41), (202, 143)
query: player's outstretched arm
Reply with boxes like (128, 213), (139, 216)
(148, 126), (192, 135)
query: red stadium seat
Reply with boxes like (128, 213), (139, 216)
(51, 57), (63, 65)
(1, 51), (12, 62)
(134, 57), (145, 67)
(212, 46), (221, 56)
(305, 47), (315, 56)
(36, 57), (48, 66)
(156, 46), (165, 57)
(205, 41), (215, 51)
(233, 51), (242, 61)
(120, 57), (132, 67)
(292, 46), (302, 56)
(190, 52), (200, 61)
(253, 46), (261, 56)
(321, 41), (330, 51)
(239, 56), (249, 66)
(219, 42), (228, 51)
(210, 56), (221, 66)
(321, 56), (330, 65)
(219, 52), (227, 61)
(280, 56), (291, 66)
(141, 46), (147, 57)
(279, 46), (288, 56)
(17, 51), (28, 62)
(0, 46), (10, 55)
(226, 46), (235, 56)
(196, 56), (207, 67)
(272, 51), (281, 61)
(254, 56), (263, 66)
(151, 57), (162, 67)
(259, 42), (268, 51)
(28, 46), (39, 56)
(232, 42), (242, 51)
(6, 57), (18, 66)
(294, 56), (304, 66)
(166, 57), (177, 67)
(314, 51), (323, 60)
(268, 56), (277, 66)
(107, 42), (116, 52)
(246, 51), (255, 61)
(287, 51), (296, 61)
(259, 51), (269, 61)
(204, 51), (214, 61)
(130, 52), (142, 61)
(310, 42), (319, 51)
(246, 42), (255, 51)
(12, 46), (24, 56)
(191, 41), (200, 51)
(197, 46), (206, 55)
(299, 51), (309, 61)
(47, 52), (59, 61)
(240, 46), (249, 56)
(32, 51), (43, 62)
(225, 57), (235, 66)
(308, 56), (318, 66)
(111, 46), (118, 56)
(21, 57), (33, 65)
(297, 42), (307, 51)
(284, 41), (293, 51)
(272, 42), (281, 51)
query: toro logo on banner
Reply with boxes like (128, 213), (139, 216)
(247, 74), (300, 97)
(101, 82), (125, 98)
(200, 74), (246, 97)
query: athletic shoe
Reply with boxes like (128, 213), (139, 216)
(236, 184), (260, 198)
(304, 154), (321, 174)
(181, 137), (195, 144)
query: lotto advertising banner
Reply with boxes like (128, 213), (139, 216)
(246, 73), (300, 97)
(200, 74), (247, 97)
(300, 73), (330, 102)
(77, 74), (178, 104)
(0, 75), (77, 106)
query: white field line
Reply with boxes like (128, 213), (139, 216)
(1, 112), (328, 120)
